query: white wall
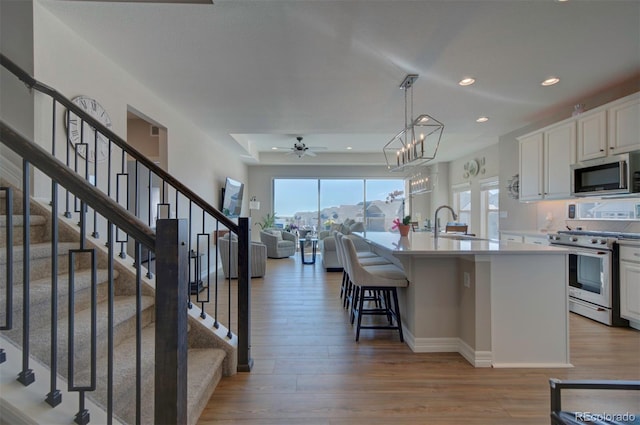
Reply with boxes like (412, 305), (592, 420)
(30, 2), (247, 209)
(447, 143), (499, 234)
(0, 0), (35, 187)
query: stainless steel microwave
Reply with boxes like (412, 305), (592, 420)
(571, 152), (640, 197)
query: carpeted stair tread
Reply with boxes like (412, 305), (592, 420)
(0, 214), (47, 226)
(81, 325), (226, 425)
(25, 295), (155, 377)
(0, 241), (78, 265)
(186, 347), (226, 424)
(0, 269), (119, 326)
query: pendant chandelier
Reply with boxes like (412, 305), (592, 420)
(383, 74), (444, 172)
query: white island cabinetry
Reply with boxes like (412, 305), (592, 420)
(619, 244), (640, 330)
(361, 232), (570, 368)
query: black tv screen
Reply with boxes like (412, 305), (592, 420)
(221, 177), (244, 217)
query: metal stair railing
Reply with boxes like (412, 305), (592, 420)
(1, 52), (252, 424)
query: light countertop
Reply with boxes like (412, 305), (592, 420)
(359, 232), (570, 256)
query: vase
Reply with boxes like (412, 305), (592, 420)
(398, 224), (411, 237)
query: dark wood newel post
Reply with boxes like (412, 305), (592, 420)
(237, 217), (253, 372)
(154, 219), (188, 424)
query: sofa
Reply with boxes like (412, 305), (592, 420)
(260, 228), (296, 258)
(319, 220), (370, 271)
(218, 233), (267, 278)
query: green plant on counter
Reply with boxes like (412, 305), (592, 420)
(402, 215), (412, 225)
(257, 212), (277, 230)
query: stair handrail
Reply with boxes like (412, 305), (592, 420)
(0, 53), (237, 233)
(0, 120), (156, 249)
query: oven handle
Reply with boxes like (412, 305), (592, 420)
(566, 247), (612, 256)
(570, 297), (607, 312)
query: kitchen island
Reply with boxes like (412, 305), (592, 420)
(359, 232), (571, 368)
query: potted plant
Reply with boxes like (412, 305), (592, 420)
(257, 212), (277, 230)
(392, 215), (412, 236)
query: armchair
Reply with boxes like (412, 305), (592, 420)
(260, 228), (296, 258)
(218, 233), (267, 278)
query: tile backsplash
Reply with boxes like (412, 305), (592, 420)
(537, 199), (640, 234)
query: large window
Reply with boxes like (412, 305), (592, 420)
(480, 178), (500, 240)
(452, 183), (471, 229)
(273, 178), (404, 233)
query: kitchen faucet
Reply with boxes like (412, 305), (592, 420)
(433, 205), (457, 238)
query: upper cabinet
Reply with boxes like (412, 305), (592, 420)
(577, 92), (640, 162)
(577, 110), (607, 161)
(519, 92), (639, 202)
(518, 132), (544, 201)
(518, 121), (575, 201)
(608, 94), (640, 155)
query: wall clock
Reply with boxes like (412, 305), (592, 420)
(65, 95), (112, 162)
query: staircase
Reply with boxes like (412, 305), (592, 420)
(1, 53), (253, 424)
(0, 185), (226, 424)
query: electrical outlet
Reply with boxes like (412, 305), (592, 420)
(463, 272), (471, 288)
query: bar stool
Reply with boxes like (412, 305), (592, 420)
(341, 236), (408, 342)
(335, 233), (390, 309)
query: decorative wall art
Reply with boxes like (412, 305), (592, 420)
(506, 174), (520, 199)
(463, 157), (486, 179)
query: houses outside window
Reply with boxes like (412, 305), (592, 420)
(452, 182), (471, 229)
(273, 178), (404, 233)
(480, 177), (500, 240)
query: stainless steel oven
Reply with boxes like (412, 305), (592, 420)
(549, 231), (631, 326)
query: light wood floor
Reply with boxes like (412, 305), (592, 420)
(197, 254), (640, 424)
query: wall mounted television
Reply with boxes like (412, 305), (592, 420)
(221, 177), (244, 218)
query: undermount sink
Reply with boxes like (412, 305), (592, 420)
(436, 233), (478, 241)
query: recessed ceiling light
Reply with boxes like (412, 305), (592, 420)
(346, 146), (353, 150)
(541, 77), (560, 86)
(271, 147), (278, 150)
(476, 116), (489, 123)
(459, 77), (476, 86)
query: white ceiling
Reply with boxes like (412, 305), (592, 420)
(43, 0), (640, 167)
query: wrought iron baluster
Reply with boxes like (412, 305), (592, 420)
(46, 178), (62, 407)
(64, 110), (72, 218)
(91, 130), (99, 239)
(67, 248), (97, 425)
(107, 222), (115, 425)
(135, 242), (142, 425)
(17, 160), (34, 386)
(146, 168), (153, 278)
(0, 186), (13, 365)
(212, 221), (220, 329)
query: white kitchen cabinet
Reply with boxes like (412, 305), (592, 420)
(577, 110), (607, 161)
(518, 121), (574, 201)
(619, 245), (640, 329)
(544, 121), (576, 199)
(608, 93), (640, 155)
(518, 132), (544, 201)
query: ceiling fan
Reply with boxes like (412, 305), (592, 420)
(282, 137), (327, 158)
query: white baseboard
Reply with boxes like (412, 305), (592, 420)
(492, 362), (573, 368)
(404, 328), (493, 367)
(458, 340), (492, 368)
